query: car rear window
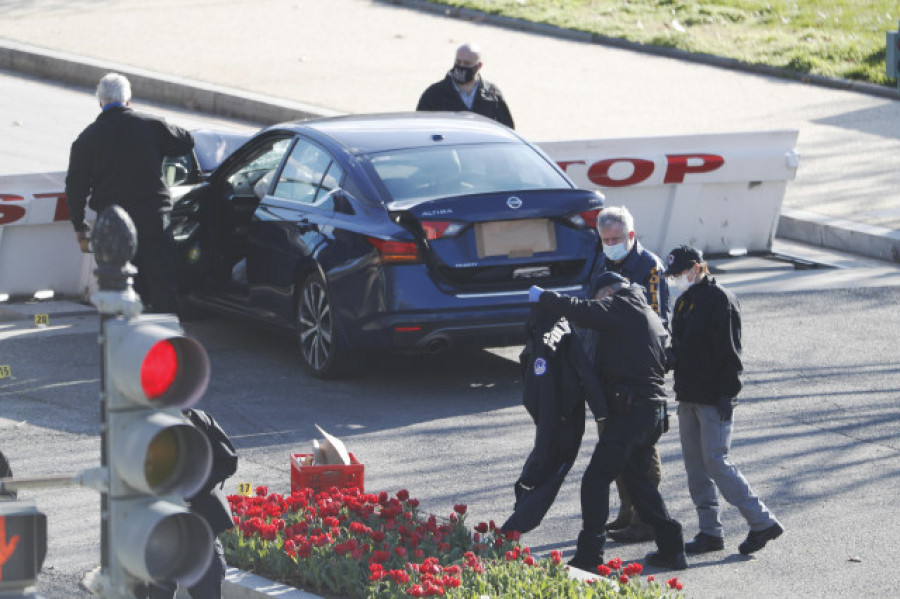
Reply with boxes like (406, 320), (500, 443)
(370, 143), (571, 202)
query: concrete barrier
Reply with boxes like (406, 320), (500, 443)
(538, 129), (800, 257)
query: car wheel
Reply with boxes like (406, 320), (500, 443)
(296, 273), (344, 378)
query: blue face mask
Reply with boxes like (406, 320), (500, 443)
(602, 241), (629, 262)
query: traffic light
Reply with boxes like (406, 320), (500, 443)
(103, 313), (214, 595)
(0, 501), (47, 594)
(887, 23), (900, 82)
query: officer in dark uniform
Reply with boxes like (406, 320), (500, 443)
(416, 43), (514, 129)
(530, 272), (687, 572)
(66, 73), (194, 314)
(588, 205), (669, 543)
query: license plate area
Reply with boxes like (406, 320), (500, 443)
(475, 218), (557, 259)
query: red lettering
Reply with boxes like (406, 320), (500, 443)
(0, 194), (27, 226)
(587, 158), (655, 188)
(34, 192), (70, 222)
(664, 154), (724, 184)
(556, 160), (586, 173)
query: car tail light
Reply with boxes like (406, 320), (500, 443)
(366, 237), (421, 264)
(566, 208), (602, 229)
(421, 221), (465, 240)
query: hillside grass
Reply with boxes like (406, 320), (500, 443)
(430, 0), (899, 85)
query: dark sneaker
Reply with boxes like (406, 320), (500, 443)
(605, 512), (633, 532)
(567, 530), (605, 572)
(608, 523), (655, 544)
(685, 532), (725, 554)
(738, 523), (784, 555)
(567, 554), (602, 572)
(644, 550), (688, 570)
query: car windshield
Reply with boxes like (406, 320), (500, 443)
(369, 143), (571, 204)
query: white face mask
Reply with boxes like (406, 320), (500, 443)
(669, 275), (691, 298)
(602, 241), (629, 262)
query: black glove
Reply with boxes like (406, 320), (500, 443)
(718, 396), (736, 422)
(595, 418), (606, 439)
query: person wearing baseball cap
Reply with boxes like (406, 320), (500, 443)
(664, 244), (784, 556)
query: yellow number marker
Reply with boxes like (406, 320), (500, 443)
(237, 482), (253, 496)
(34, 314), (50, 327)
(0, 365), (11, 379)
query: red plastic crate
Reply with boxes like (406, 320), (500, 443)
(290, 453), (365, 494)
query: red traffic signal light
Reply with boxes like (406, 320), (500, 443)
(103, 314), (215, 589)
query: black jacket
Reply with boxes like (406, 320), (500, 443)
(65, 106), (194, 232)
(538, 285), (669, 401)
(416, 74), (515, 129)
(670, 275), (743, 405)
(589, 240), (670, 327)
(502, 306), (604, 533)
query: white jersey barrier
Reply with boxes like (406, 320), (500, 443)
(538, 129), (800, 258)
(0, 171), (97, 300)
(0, 130), (799, 300)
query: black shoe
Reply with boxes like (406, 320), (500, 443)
(605, 513), (632, 532)
(608, 523), (655, 544)
(567, 554), (602, 572)
(739, 523), (783, 555)
(568, 530), (605, 572)
(644, 550), (688, 570)
(685, 532), (725, 554)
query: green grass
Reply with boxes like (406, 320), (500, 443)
(429, 0), (899, 86)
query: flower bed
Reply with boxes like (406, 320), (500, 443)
(223, 486), (684, 598)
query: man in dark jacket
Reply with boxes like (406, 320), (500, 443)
(666, 244), (783, 556)
(416, 43), (514, 129)
(589, 205), (669, 543)
(66, 72), (194, 313)
(531, 272), (686, 572)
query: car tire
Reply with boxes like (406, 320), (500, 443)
(296, 272), (345, 378)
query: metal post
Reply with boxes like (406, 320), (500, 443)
(88, 205), (142, 599)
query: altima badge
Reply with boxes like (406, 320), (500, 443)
(507, 196), (523, 210)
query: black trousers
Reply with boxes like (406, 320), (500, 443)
(581, 401), (684, 555)
(130, 211), (177, 314)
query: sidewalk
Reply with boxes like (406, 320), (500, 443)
(1, 1), (899, 263)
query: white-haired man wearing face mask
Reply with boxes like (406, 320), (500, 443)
(588, 205), (670, 544)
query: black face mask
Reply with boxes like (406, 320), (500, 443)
(452, 64), (478, 84)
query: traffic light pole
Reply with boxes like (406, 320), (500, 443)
(89, 206), (143, 599)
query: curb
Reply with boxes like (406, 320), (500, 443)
(0, 39), (341, 126)
(777, 208), (900, 263)
(381, 0), (900, 101)
(222, 569), (324, 599)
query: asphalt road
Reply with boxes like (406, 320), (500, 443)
(2, 271), (900, 598)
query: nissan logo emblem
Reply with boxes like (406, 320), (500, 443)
(507, 196), (523, 210)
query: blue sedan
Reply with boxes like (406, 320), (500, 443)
(171, 112), (604, 377)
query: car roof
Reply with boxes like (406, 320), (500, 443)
(266, 112), (523, 155)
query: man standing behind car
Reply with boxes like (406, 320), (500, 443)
(588, 205), (669, 544)
(665, 244), (783, 557)
(66, 72), (194, 313)
(417, 43), (515, 129)
(530, 273), (687, 573)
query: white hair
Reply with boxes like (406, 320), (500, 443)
(96, 73), (132, 106)
(598, 205), (634, 234)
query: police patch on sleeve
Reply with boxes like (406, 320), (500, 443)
(533, 357), (548, 376)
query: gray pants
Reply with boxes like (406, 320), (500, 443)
(677, 401), (778, 538)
